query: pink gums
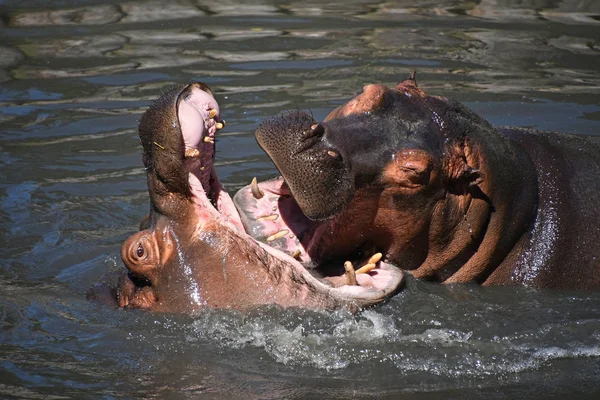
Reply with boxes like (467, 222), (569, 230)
(178, 86), (244, 232)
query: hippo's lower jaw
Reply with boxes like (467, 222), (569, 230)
(118, 161), (404, 311)
(115, 81), (404, 312)
(233, 177), (403, 291)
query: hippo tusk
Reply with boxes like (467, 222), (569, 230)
(215, 122), (224, 130)
(327, 150), (339, 158)
(184, 148), (200, 158)
(208, 109), (218, 119)
(355, 253), (382, 275)
(203, 136), (214, 144)
(291, 249), (301, 259)
(257, 214), (279, 221)
(344, 261), (357, 285)
(266, 229), (289, 242)
(251, 177), (264, 199)
(367, 252), (382, 264)
(356, 263), (376, 275)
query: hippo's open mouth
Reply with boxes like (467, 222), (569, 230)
(177, 85), (403, 303)
(116, 82), (403, 311)
(233, 177), (401, 289)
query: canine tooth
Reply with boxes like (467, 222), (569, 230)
(327, 150), (338, 158)
(184, 148), (200, 158)
(215, 122), (224, 130)
(203, 136), (214, 144)
(368, 252), (383, 264)
(251, 177), (264, 199)
(208, 109), (218, 119)
(257, 214), (279, 221)
(356, 263), (376, 275)
(267, 229), (289, 242)
(344, 261), (357, 285)
(291, 250), (301, 259)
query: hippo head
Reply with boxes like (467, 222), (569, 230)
(111, 82), (404, 312)
(238, 77), (492, 279)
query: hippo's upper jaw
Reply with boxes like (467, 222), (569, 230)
(115, 82), (404, 312)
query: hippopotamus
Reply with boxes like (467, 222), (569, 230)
(236, 76), (600, 290)
(93, 82), (404, 312)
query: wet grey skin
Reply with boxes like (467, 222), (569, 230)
(243, 79), (600, 289)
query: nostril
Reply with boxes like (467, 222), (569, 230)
(128, 272), (152, 288)
(303, 123), (325, 140)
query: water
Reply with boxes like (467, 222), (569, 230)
(1, 0), (600, 398)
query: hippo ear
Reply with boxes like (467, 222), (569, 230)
(464, 166), (485, 187)
(447, 161), (485, 193)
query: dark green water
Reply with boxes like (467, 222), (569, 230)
(1, 1), (599, 398)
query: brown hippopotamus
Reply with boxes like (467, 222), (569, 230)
(95, 82), (403, 312)
(236, 76), (600, 290)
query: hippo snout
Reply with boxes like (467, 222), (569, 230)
(255, 111), (354, 220)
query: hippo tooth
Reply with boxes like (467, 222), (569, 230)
(291, 249), (301, 259)
(356, 263), (376, 275)
(215, 122), (224, 130)
(257, 214), (279, 221)
(344, 261), (357, 285)
(203, 136), (214, 144)
(208, 109), (218, 119)
(250, 177), (264, 199)
(267, 229), (289, 242)
(367, 252), (383, 264)
(327, 150), (338, 158)
(184, 148), (200, 158)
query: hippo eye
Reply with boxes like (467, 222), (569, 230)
(136, 243), (145, 258)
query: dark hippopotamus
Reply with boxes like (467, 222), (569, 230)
(236, 76), (600, 289)
(91, 82), (403, 312)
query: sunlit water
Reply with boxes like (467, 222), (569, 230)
(1, 0), (599, 398)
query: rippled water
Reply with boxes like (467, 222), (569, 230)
(1, 0), (600, 398)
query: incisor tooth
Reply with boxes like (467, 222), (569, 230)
(257, 214), (279, 221)
(208, 109), (218, 119)
(356, 263), (376, 275)
(291, 250), (301, 259)
(368, 252), (383, 264)
(266, 229), (289, 242)
(344, 261), (357, 285)
(251, 177), (264, 199)
(184, 148), (200, 158)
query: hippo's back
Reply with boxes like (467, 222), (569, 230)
(498, 127), (600, 289)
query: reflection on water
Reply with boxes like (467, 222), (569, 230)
(0, 0), (599, 398)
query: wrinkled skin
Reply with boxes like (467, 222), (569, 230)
(89, 82), (404, 313)
(239, 77), (600, 289)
